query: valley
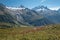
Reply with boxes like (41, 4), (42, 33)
(0, 3), (60, 40)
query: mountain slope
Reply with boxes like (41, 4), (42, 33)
(0, 24), (60, 40)
(0, 4), (54, 28)
(33, 6), (60, 24)
(0, 4), (15, 23)
(8, 7), (53, 26)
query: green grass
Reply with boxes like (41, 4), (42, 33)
(0, 24), (60, 40)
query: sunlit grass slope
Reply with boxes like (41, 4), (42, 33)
(0, 24), (60, 40)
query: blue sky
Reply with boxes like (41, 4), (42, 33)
(0, 0), (60, 10)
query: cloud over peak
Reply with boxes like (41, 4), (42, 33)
(41, 0), (47, 3)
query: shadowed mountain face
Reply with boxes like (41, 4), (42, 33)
(33, 6), (60, 24)
(0, 4), (59, 27)
(0, 4), (14, 23)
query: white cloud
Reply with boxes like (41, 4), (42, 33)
(49, 7), (60, 10)
(41, 0), (47, 3)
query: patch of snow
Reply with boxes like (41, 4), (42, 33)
(36, 8), (47, 11)
(6, 7), (25, 10)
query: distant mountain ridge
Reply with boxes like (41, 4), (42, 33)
(0, 3), (60, 28)
(32, 6), (49, 11)
(33, 6), (60, 24)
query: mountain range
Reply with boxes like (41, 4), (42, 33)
(0, 3), (60, 28)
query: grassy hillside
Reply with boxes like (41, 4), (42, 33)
(0, 24), (60, 40)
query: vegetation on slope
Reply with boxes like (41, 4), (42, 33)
(0, 24), (60, 40)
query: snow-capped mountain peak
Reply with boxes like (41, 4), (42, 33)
(32, 6), (49, 11)
(6, 7), (25, 10)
